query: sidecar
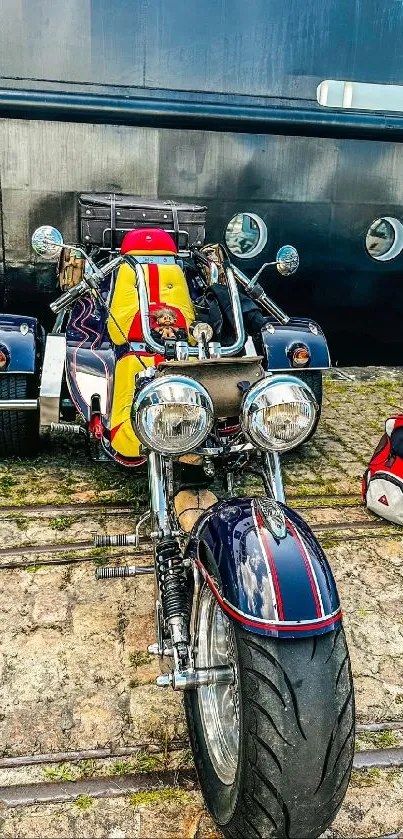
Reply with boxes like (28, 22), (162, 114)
(0, 194), (330, 457)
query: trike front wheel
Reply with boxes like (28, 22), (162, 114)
(185, 585), (354, 838)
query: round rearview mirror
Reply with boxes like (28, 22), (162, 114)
(276, 245), (299, 276)
(31, 226), (64, 259)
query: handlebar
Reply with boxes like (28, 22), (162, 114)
(50, 253), (246, 358)
(121, 255), (245, 357)
(50, 279), (89, 314)
(231, 264), (290, 325)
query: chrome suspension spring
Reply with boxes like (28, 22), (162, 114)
(155, 538), (190, 625)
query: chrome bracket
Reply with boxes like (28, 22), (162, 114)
(156, 665), (234, 690)
(135, 510), (151, 548)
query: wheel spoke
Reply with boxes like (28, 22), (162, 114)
(196, 587), (240, 785)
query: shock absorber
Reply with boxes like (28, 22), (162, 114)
(155, 537), (190, 659)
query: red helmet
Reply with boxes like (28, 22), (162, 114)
(120, 228), (178, 255)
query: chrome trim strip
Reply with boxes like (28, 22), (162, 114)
(0, 399), (38, 411)
(222, 594), (341, 627)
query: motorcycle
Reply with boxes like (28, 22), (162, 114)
(0, 210), (353, 838)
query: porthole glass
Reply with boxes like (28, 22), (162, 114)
(224, 213), (267, 259)
(365, 217), (403, 261)
(317, 80), (403, 112)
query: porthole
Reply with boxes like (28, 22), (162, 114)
(317, 80), (403, 112)
(365, 217), (403, 261)
(224, 213), (267, 259)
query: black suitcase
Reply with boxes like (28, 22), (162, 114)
(78, 194), (207, 251)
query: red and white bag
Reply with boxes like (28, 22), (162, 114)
(362, 416), (403, 524)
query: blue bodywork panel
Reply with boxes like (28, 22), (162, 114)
(186, 496), (341, 638)
(0, 315), (43, 374)
(65, 294), (115, 423)
(261, 317), (330, 370)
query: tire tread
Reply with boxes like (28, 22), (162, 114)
(185, 603), (354, 839)
(236, 629), (354, 838)
(0, 375), (39, 456)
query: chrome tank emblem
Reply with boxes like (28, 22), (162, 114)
(257, 498), (287, 539)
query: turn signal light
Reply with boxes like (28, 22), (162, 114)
(292, 346), (310, 367)
(0, 351), (8, 369)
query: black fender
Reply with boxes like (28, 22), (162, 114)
(260, 316), (330, 370)
(185, 496), (341, 638)
(0, 314), (45, 374)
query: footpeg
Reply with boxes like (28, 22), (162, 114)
(51, 422), (87, 436)
(96, 565), (154, 579)
(94, 534), (137, 548)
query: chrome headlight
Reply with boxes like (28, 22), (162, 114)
(131, 375), (214, 455)
(241, 375), (318, 452)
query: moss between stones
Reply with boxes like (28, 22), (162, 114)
(43, 762), (76, 782)
(108, 753), (163, 776)
(48, 515), (80, 531)
(129, 651), (153, 668)
(356, 730), (399, 749)
(350, 768), (381, 787)
(128, 787), (190, 807)
(0, 474), (16, 495)
(73, 794), (94, 811)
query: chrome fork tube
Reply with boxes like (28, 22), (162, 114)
(148, 452), (172, 537)
(264, 451), (286, 503)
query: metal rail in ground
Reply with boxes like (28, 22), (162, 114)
(0, 768), (197, 808)
(0, 522), (398, 572)
(0, 741), (187, 769)
(0, 742), (402, 772)
(0, 551), (154, 571)
(0, 492), (362, 517)
(0, 503), (134, 517)
(357, 722), (403, 732)
(354, 748), (403, 769)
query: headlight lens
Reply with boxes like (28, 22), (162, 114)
(131, 375), (214, 455)
(241, 375), (318, 452)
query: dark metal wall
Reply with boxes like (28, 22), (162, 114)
(1, 0), (403, 364)
(1, 119), (403, 364)
(2, 0), (403, 96)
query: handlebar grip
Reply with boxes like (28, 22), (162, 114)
(50, 279), (88, 314)
(248, 283), (290, 325)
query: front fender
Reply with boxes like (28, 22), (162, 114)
(185, 497), (341, 638)
(0, 315), (44, 374)
(260, 317), (330, 370)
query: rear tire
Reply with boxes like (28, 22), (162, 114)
(185, 587), (354, 839)
(0, 375), (40, 457)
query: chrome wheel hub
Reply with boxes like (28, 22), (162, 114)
(196, 586), (240, 785)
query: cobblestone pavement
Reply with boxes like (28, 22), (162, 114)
(0, 369), (402, 838)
